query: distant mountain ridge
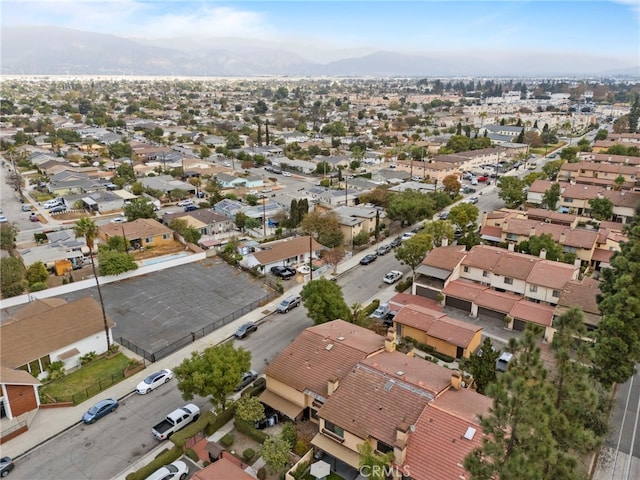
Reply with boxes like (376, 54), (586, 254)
(1, 26), (638, 77)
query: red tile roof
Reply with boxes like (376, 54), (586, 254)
(389, 293), (442, 311)
(474, 289), (519, 313)
(421, 245), (467, 271)
(442, 279), (488, 301)
(393, 304), (445, 331)
(405, 389), (491, 480)
(191, 457), (255, 480)
(509, 301), (555, 327)
(526, 260), (578, 290)
(264, 320), (384, 400)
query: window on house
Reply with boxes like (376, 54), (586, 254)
(506, 233), (518, 241)
(529, 285), (538, 293)
(563, 246), (577, 253)
(463, 266), (469, 273)
(565, 198), (573, 203)
(552, 290), (561, 298)
(145, 237), (153, 243)
(163, 233), (171, 240)
(376, 440), (393, 454)
(504, 277), (513, 285)
(324, 420), (344, 439)
(483, 270), (489, 277)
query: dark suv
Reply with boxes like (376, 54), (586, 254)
(270, 265), (296, 280)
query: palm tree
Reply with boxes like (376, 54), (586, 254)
(73, 217), (111, 349)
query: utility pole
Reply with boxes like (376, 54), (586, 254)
(309, 235), (313, 281)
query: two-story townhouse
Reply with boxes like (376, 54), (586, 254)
(526, 179), (554, 205)
(558, 160), (638, 189)
(601, 189), (640, 223)
(413, 245), (467, 300)
(524, 259), (580, 304)
(554, 277), (602, 333)
(260, 320), (386, 423)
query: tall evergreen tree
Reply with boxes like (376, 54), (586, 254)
(593, 204), (640, 386)
(516, 128), (525, 144)
(628, 93), (640, 133)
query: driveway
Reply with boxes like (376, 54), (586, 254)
(62, 258), (275, 357)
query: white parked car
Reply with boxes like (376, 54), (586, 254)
(111, 217), (127, 223)
(145, 460), (188, 480)
(0, 215), (8, 223)
(400, 232), (415, 241)
(223, 161), (232, 167)
(136, 369), (174, 394)
(282, 171), (292, 177)
(383, 270), (403, 284)
(177, 199), (194, 207)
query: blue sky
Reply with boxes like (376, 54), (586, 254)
(2, 1), (639, 64)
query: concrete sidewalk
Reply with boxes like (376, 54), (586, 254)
(0, 247), (367, 461)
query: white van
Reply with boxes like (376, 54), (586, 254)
(495, 352), (513, 372)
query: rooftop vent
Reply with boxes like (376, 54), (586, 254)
(384, 379), (394, 391)
(325, 344), (334, 351)
(337, 336), (345, 341)
(396, 371), (405, 376)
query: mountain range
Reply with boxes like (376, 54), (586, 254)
(2, 26), (638, 77)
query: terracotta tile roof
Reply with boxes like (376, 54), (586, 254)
(592, 248), (615, 263)
(0, 365), (41, 385)
(474, 289), (519, 313)
(557, 277), (602, 316)
(99, 218), (172, 240)
(526, 208), (576, 225)
(264, 320), (384, 400)
(528, 179), (554, 193)
(562, 228), (598, 249)
(191, 457), (255, 480)
(252, 236), (324, 265)
(526, 260), (578, 289)
(421, 245), (467, 271)
(405, 389), (490, 480)
(479, 225), (502, 240)
(388, 293), (441, 312)
(561, 183), (602, 200)
(426, 317), (482, 348)
(602, 190), (640, 208)
(393, 304), (445, 331)
(442, 279), (488, 301)
(461, 245), (503, 271)
(491, 251), (537, 280)
(1, 297), (115, 368)
(318, 355), (436, 445)
(509, 301), (555, 327)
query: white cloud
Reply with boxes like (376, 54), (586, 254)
(610, 0), (640, 22)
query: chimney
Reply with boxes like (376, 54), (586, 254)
(450, 371), (462, 390)
(560, 232), (566, 244)
(394, 422), (410, 466)
(481, 211), (489, 227)
(327, 378), (339, 396)
(539, 248), (547, 260)
(530, 226), (536, 237)
(385, 327), (397, 353)
(441, 236), (449, 247)
(508, 242), (515, 252)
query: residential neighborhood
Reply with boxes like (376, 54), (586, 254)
(0, 71), (639, 480)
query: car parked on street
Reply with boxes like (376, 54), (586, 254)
(370, 303), (391, 320)
(383, 270), (403, 284)
(145, 460), (188, 480)
(377, 244), (392, 256)
(111, 217), (127, 223)
(235, 370), (259, 392)
(136, 369), (174, 394)
(270, 265), (296, 280)
(29, 214), (39, 222)
(400, 232), (415, 241)
(48, 205), (67, 214)
(82, 398), (119, 424)
(177, 199), (194, 207)
(184, 204), (198, 212)
(469, 195), (479, 204)
(0, 457), (14, 477)
(0, 215), (8, 224)
(390, 237), (402, 248)
(276, 295), (301, 313)
(234, 322), (257, 339)
(359, 253), (378, 265)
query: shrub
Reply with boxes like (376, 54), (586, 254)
(29, 281), (47, 292)
(257, 467), (267, 480)
(234, 418), (268, 444)
(126, 445), (182, 480)
(281, 422), (297, 448)
(293, 439), (309, 457)
(362, 299), (380, 317)
(220, 433), (235, 448)
(291, 460), (309, 480)
(395, 276), (413, 292)
(243, 448), (256, 461)
(47, 361), (65, 379)
(185, 448), (200, 462)
(79, 351), (97, 365)
(205, 405), (236, 436)
(171, 411), (217, 448)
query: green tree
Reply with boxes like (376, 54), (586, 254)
(444, 134), (471, 153)
(300, 278), (351, 325)
(523, 171), (546, 186)
(0, 257), (26, 297)
(235, 394), (265, 424)
(497, 176), (526, 208)
(395, 232), (433, 278)
(629, 93), (640, 133)
(448, 203), (479, 235)
(464, 326), (578, 480)
(357, 441), (394, 480)
(97, 248), (138, 276)
(461, 337), (499, 394)
(261, 435), (292, 474)
(25, 261), (48, 286)
(517, 234), (564, 261)
(542, 159), (563, 181)
(245, 194), (259, 206)
(174, 342), (251, 411)
(422, 220), (455, 249)
(593, 206), (640, 386)
(542, 183), (561, 211)
(442, 174), (461, 195)
(550, 308), (601, 454)
(560, 146), (578, 162)
(199, 145), (212, 159)
(73, 217), (99, 251)
(124, 198), (157, 221)
(386, 190), (435, 227)
(245, 217), (262, 230)
(594, 129), (608, 141)
(205, 177), (223, 204)
(0, 223), (18, 250)
(131, 181), (144, 195)
(300, 211), (344, 248)
(234, 212), (247, 231)
(588, 197), (613, 221)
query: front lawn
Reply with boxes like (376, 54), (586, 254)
(40, 352), (133, 404)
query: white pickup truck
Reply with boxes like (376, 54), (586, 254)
(151, 404), (200, 440)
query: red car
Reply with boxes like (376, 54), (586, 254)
(477, 175), (489, 182)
